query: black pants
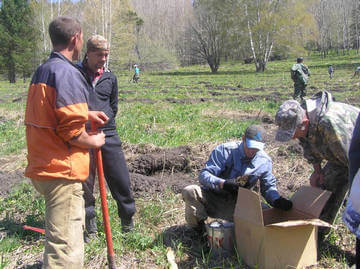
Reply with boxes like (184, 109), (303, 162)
(83, 135), (136, 223)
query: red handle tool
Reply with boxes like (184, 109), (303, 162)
(92, 122), (117, 269)
(23, 225), (45, 234)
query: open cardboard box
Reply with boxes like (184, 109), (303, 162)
(234, 186), (332, 269)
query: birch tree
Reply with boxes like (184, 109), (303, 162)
(236, 0), (285, 71)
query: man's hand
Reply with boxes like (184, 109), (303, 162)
(222, 180), (240, 194)
(273, 197), (293, 211)
(89, 131), (106, 148)
(235, 175), (250, 187)
(69, 130), (105, 149)
(88, 111), (109, 128)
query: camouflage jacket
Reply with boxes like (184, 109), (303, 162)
(299, 91), (360, 167)
(291, 63), (310, 85)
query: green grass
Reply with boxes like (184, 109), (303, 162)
(1, 53), (360, 154)
(116, 101), (262, 146)
(1, 53), (360, 268)
(0, 118), (26, 155)
(0, 183), (45, 268)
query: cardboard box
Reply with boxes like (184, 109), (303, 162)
(234, 186), (332, 269)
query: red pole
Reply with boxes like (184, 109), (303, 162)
(23, 225), (45, 234)
(92, 123), (117, 269)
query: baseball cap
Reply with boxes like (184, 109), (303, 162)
(245, 125), (266, 150)
(275, 100), (305, 142)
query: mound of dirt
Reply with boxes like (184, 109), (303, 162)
(130, 172), (196, 198)
(129, 146), (193, 176)
(125, 144), (208, 198)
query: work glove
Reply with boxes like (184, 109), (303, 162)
(273, 197), (293, 211)
(223, 180), (240, 194)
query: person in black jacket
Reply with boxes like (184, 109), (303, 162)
(79, 35), (136, 241)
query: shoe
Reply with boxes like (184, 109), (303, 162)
(84, 215), (98, 243)
(84, 231), (98, 243)
(86, 215), (98, 233)
(121, 218), (134, 233)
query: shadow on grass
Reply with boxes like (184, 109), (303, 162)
(154, 224), (245, 268)
(319, 239), (355, 266)
(0, 215), (44, 241)
(154, 225), (355, 268)
(17, 261), (43, 269)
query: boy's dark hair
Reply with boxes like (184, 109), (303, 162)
(49, 17), (81, 47)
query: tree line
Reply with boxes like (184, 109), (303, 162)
(0, 0), (359, 83)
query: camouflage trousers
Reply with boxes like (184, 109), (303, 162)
(293, 83), (307, 100)
(320, 162), (349, 226)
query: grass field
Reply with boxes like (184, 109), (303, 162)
(1, 53), (360, 268)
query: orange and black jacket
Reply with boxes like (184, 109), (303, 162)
(25, 52), (91, 181)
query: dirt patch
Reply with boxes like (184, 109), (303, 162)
(120, 94), (284, 104)
(0, 170), (27, 197)
(124, 144), (211, 198)
(202, 109), (274, 123)
(129, 146), (194, 176)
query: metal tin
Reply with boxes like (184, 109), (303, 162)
(205, 220), (235, 256)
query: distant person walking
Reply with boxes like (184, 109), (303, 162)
(132, 64), (140, 83)
(328, 65), (334, 79)
(353, 66), (360, 78)
(290, 57), (310, 101)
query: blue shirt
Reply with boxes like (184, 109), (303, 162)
(135, 67), (139, 75)
(199, 141), (281, 204)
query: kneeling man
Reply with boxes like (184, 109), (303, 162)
(182, 125), (292, 232)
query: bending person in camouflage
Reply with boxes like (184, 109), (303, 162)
(275, 91), (359, 234)
(291, 57), (310, 100)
